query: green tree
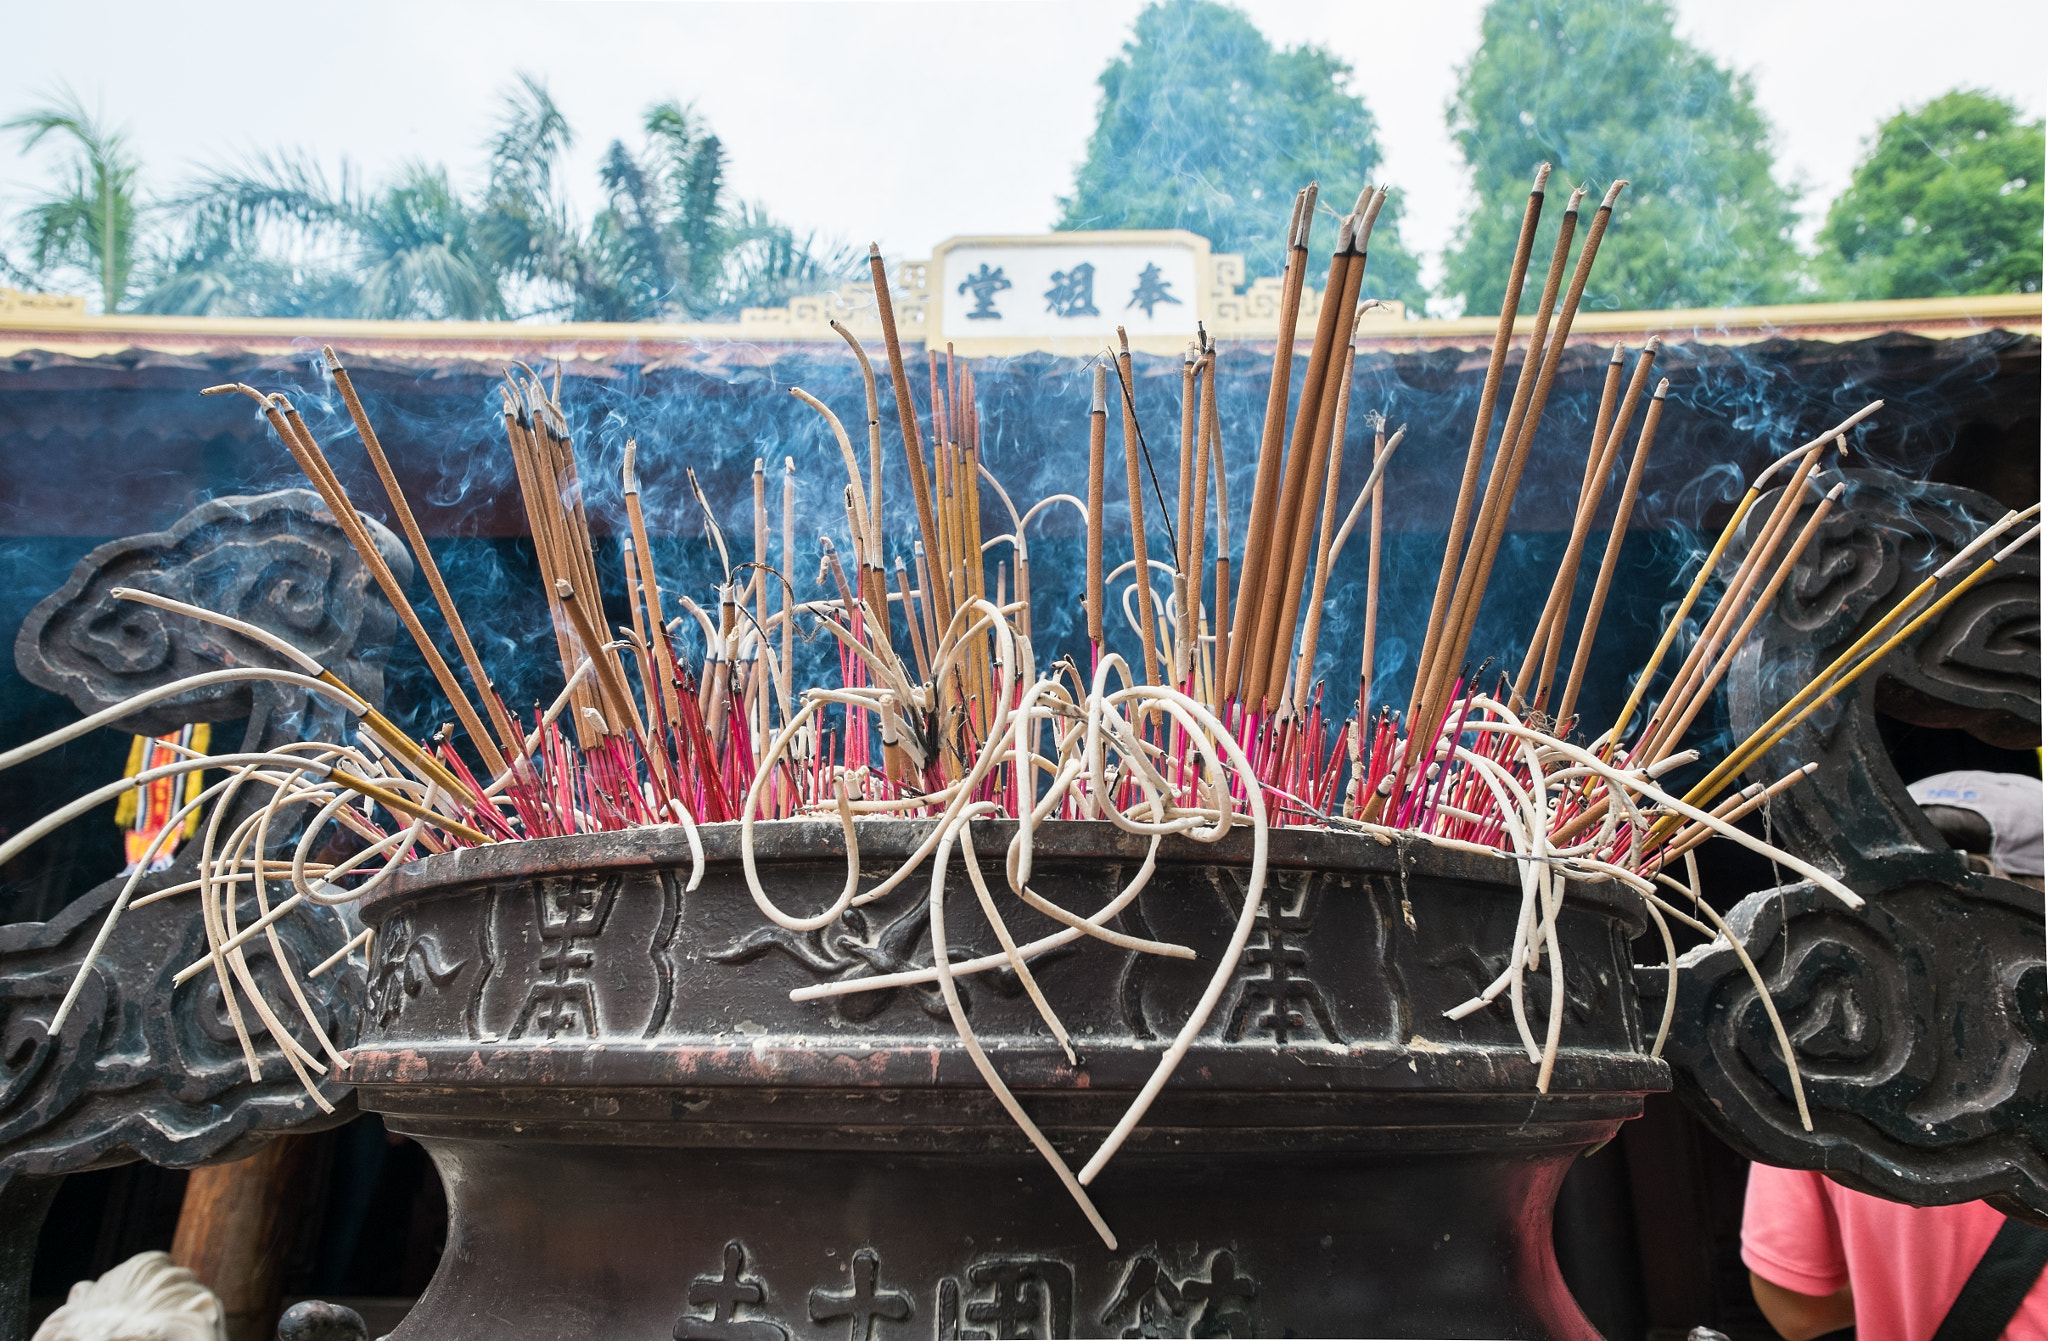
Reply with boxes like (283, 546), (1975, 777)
(5, 89), (142, 313)
(479, 86), (859, 322)
(1442, 0), (1801, 314)
(163, 154), (507, 319)
(1056, 0), (1424, 307)
(9, 75), (853, 321)
(1817, 90), (2043, 300)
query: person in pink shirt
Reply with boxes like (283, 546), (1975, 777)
(1744, 1162), (2048, 1340)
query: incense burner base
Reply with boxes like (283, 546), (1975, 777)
(348, 820), (1666, 1339)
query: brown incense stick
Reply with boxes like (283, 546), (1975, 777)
(622, 441), (684, 740)
(1264, 188), (1387, 708)
(1637, 453), (1832, 763)
(868, 244), (945, 635)
(204, 385), (474, 795)
(1246, 208), (1359, 705)
(1208, 358), (1233, 705)
(261, 391), (511, 778)
(1224, 184), (1315, 701)
(1636, 441), (1831, 759)
(1514, 340), (1628, 705)
(896, 556), (932, 683)
(1116, 330), (1162, 686)
(556, 579), (641, 743)
(1404, 163), (1550, 742)
(1602, 404), (1881, 755)
(1175, 345), (1199, 661)
(1290, 340), (1359, 715)
(324, 349), (522, 761)
(1416, 185), (1586, 728)
(1556, 378), (1670, 726)
(830, 321), (892, 654)
(1186, 351), (1216, 683)
(1415, 182), (1626, 746)
(1086, 362), (1109, 648)
(514, 377), (610, 746)
(1648, 482), (1845, 759)
(500, 389), (597, 743)
(1358, 423), (1389, 713)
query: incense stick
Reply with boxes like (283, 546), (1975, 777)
(1089, 366), (1105, 651)
(1403, 164), (1550, 750)
(324, 348), (522, 762)
(1224, 184), (1315, 701)
(1556, 378), (1671, 726)
(1115, 330), (1162, 686)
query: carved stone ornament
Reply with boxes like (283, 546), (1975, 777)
(1661, 469), (2046, 1222)
(2, 490), (400, 1187)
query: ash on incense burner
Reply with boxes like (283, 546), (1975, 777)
(2, 167), (2037, 1338)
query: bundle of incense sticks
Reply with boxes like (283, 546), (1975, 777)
(8, 170), (2037, 1250)
(23, 172), (2024, 863)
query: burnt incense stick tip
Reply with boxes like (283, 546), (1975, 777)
(1652, 378), (1671, 398)
(1354, 190), (1389, 250)
(1351, 181), (1374, 216)
(1117, 327), (1131, 355)
(1565, 184), (1588, 213)
(1601, 179), (1629, 209)
(1335, 213), (1357, 253)
(1090, 368), (1107, 414)
(1532, 162), (1552, 192)
(867, 242), (881, 258)
(1608, 342), (1625, 364)
(622, 438), (639, 495)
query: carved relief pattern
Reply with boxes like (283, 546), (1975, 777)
(4, 490), (382, 1184)
(1672, 470), (2048, 1221)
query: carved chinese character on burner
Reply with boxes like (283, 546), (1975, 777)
(1097, 1250), (1258, 1338)
(1181, 1252), (1257, 1338)
(1224, 878), (1341, 1044)
(808, 1248), (912, 1340)
(1097, 1255), (1182, 1337)
(675, 1240), (789, 1341)
(511, 876), (620, 1040)
(936, 1256), (1074, 1338)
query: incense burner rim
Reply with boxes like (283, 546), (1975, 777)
(361, 815), (1647, 932)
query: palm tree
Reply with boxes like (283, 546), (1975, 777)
(172, 153), (506, 320)
(10, 75), (856, 322)
(5, 89), (141, 312)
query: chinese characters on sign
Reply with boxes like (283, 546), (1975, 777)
(957, 264), (1013, 321)
(1127, 263), (1182, 318)
(937, 242), (1203, 342)
(1044, 263), (1100, 318)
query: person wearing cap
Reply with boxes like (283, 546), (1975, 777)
(1744, 770), (2047, 1339)
(1909, 770), (2045, 891)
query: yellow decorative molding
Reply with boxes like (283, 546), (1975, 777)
(0, 255), (2035, 363)
(0, 287), (88, 317)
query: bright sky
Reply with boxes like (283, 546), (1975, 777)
(6, 0), (2044, 306)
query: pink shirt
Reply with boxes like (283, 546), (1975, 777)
(1743, 1163), (2048, 1341)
